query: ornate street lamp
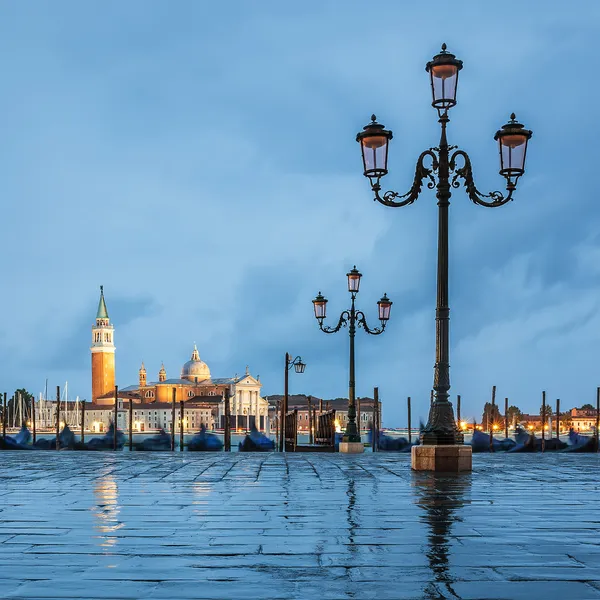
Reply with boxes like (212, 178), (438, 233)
(280, 353), (305, 452)
(312, 267), (391, 451)
(357, 44), (532, 452)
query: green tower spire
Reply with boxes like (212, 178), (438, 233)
(96, 285), (109, 320)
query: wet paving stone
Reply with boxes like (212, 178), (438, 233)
(0, 452), (599, 598)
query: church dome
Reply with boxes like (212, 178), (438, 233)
(181, 345), (211, 382)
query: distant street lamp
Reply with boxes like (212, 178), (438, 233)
(280, 353), (305, 452)
(313, 267), (392, 450)
(356, 44), (532, 448)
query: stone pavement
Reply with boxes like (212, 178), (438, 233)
(0, 452), (599, 599)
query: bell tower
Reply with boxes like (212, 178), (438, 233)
(91, 286), (115, 403)
(158, 363), (167, 382)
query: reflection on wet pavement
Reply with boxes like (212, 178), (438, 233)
(0, 453), (599, 599)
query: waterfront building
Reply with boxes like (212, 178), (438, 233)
(89, 287), (269, 431)
(570, 408), (598, 432)
(84, 397), (220, 433)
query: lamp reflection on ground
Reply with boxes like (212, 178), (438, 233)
(412, 472), (471, 594)
(92, 474), (123, 549)
(346, 478), (358, 555)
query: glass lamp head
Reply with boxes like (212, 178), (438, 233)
(313, 292), (328, 320)
(356, 115), (393, 181)
(347, 266), (362, 293)
(494, 113), (532, 188)
(377, 293), (392, 321)
(426, 43), (463, 113)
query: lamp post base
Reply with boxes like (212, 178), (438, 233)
(411, 445), (472, 472)
(339, 442), (365, 454)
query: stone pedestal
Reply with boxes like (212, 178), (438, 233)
(339, 442), (365, 454)
(411, 445), (472, 472)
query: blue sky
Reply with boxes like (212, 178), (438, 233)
(0, 1), (598, 425)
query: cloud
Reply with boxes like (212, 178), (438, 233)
(0, 1), (597, 424)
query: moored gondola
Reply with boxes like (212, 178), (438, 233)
(32, 424), (77, 450)
(470, 429), (516, 452)
(564, 429), (598, 453)
(239, 425), (275, 452)
(0, 424), (32, 450)
(188, 424), (223, 451)
(85, 422), (125, 450)
(133, 428), (171, 451)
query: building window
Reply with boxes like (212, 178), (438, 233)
(188, 390), (194, 398)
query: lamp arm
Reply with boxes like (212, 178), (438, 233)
(356, 311), (386, 335)
(319, 311), (350, 334)
(287, 356), (304, 370)
(372, 150), (438, 207)
(450, 150), (514, 207)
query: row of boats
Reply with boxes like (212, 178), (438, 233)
(370, 425), (599, 453)
(3, 422), (596, 453)
(0, 423), (276, 452)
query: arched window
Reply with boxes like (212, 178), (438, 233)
(145, 390), (154, 399)
(208, 391), (216, 396)
(187, 390), (194, 398)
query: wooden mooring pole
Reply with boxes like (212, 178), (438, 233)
(32, 395), (37, 443)
(113, 385), (118, 451)
(407, 396), (412, 446)
(180, 400), (184, 452)
(275, 399), (280, 447)
(489, 385), (496, 452)
(504, 397), (509, 439)
(456, 395), (461, 426)
(171, 388), (176, 451)
(224, 388), (231, 452)
(596, 387), (599, 452)
(2, 392), (6, 440)
(556, 398), (560, 440)
(372, 387), (379, 452)
(541, 390), (546, 453)
(307, 395), (313, 445)
(55, 385), (60, 451)
(80, 400), (85, 444)
(128, 398), (133, 451)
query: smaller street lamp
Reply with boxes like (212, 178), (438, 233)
(280, 353), (306, 452)
(313, 267), (392, 449)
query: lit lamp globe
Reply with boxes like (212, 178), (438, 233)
(377, 294), (392, 322)
(312, 292), (328, 322)
(494, 113), (532, 188)
(425, 43), (463, 112)
(346, 266), (362, 293)
(356, 115), (393, 181)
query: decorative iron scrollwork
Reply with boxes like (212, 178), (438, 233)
(449, 150), (514, 207)
(318, 311), (350, 334)
(372, 150), (439, 207)
(356, 311), (386, 336)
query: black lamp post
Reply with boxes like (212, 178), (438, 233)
(313, 267), (392, 444)
(280, 353), (305, 452)
(356, 44), (532, 446)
